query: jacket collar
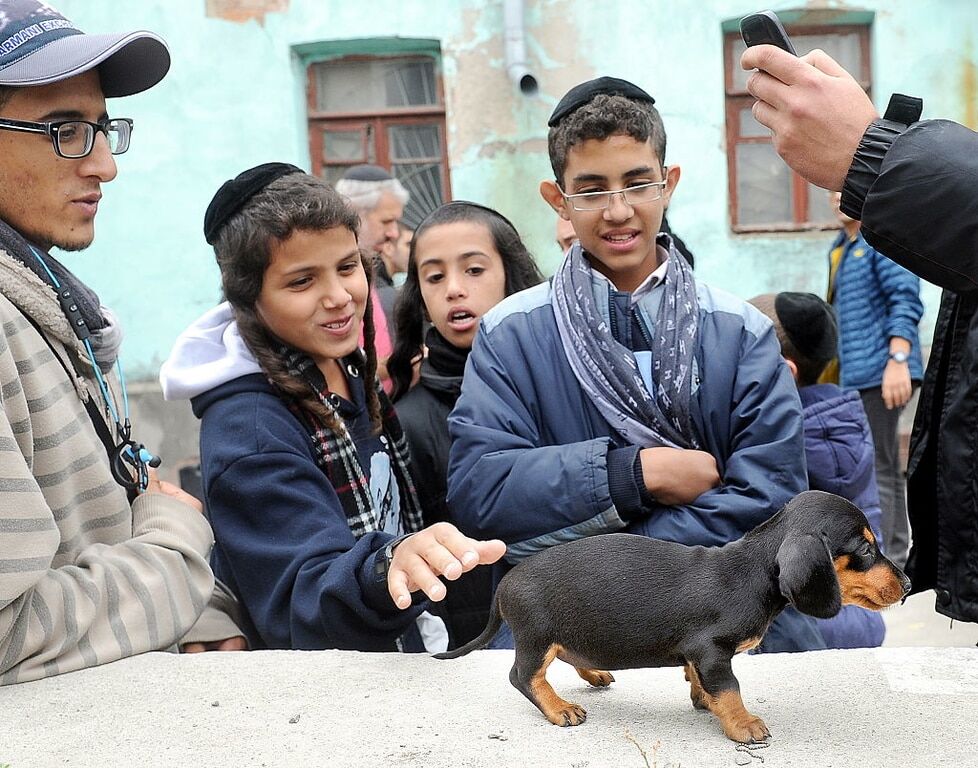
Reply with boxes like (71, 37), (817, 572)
(0, 247), (87, 357)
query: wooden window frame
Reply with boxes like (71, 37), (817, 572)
(306, 54), (452, 210)
(724, 24), (871, 233)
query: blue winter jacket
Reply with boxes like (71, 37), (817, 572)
(447, 274), (807, 563)
(830, 230), (924, 389)
(800, 383), (886, 648)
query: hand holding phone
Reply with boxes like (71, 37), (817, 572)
(740, 10), (796, 55)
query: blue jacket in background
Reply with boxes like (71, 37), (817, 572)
(830, 230), (924, 389)
(447, 275), (807, 563)
(800, 383), (886, 648)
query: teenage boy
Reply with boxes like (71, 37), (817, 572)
(749, 292), (886, 649)
(0, 1), (242, 684)
(447, 77), (810, 645)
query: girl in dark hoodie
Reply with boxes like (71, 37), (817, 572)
(387, 202), (543, 646)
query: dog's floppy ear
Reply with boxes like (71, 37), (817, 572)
(776, 533), (842, 618)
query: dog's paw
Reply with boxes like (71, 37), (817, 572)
(690, 691), (709, 711)
(547, 703), (587, 727)
(579, 669), (615, 687)
(723, 713), (770, 744)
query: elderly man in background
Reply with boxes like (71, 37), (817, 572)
(336, 165), (411, 332)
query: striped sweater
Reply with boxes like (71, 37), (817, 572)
(0, 249), (218, 684)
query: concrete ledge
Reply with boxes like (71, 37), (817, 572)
(4, 646), (976, 767)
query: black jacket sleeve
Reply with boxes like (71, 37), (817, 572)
(842, 118), (978, 294)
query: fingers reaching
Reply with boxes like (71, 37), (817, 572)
(386, 523), (506, 610)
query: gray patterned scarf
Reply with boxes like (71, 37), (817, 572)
(552, 235), (700, 448)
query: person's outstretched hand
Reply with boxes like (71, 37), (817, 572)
(388, 522), (506, 609)
(741, 45), (879, 191)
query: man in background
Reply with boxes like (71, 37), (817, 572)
(336, 165), (410, 328)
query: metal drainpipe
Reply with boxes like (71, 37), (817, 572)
(503, 0), (538, 95)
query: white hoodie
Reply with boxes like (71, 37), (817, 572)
(159, 302), (260, 401)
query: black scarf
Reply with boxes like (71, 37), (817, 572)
(0, 218), (106, 332)
(0, 218), (124, 373)
(420, 327), (469, 400)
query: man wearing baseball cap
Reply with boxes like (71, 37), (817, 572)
(0, 1), (243, 685)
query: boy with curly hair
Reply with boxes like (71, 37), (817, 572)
(447, 77), (817, 650)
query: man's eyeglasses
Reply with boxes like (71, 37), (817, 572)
(560, 176), (669, 211)
(0, 117), (133, 159)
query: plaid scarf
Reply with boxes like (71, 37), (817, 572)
(278, 346), (424, 539)
(552, 234), (700, 449)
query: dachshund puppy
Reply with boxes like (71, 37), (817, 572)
(435, 490), (910, 743)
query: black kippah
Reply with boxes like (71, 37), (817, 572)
(341, 164), (393, 182)
(775, 292), (838, 364)
(548, 76), (655, 128)
(203, 162), (304, 245)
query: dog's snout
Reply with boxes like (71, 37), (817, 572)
(887, 560), (913, 602)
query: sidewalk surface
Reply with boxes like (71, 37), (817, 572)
(4, 642), (977, 767)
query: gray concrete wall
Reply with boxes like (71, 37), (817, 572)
(4, 646), (977, 767)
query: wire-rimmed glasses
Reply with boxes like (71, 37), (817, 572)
(560, 175), (669, 211)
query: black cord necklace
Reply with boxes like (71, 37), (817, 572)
(29, 246), (160, 493)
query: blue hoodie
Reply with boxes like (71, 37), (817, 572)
(159, 304), (443, 652)
(800, 383), (886, 648)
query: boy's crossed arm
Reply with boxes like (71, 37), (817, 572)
(639, 447), (719, 505)
(447, 314), (806, 558)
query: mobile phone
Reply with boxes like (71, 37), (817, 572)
(739, 10), (797, 55)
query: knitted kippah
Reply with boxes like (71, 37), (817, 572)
(341, 164), (393, 182)
(203, 162), (304, 245)
(775, 292), (838, 363)
(548, 76), (655, 127)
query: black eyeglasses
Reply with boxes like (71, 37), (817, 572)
(0, 117), (133, 158)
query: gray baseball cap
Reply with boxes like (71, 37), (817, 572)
(0, 0), (169, 96)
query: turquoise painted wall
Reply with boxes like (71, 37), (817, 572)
(52, 0), (973, 378)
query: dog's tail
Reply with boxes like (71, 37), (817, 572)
(432, 593), (503, 660)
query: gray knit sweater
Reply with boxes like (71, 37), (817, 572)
(0, 249), (229, 684)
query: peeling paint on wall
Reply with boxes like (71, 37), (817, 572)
(961, 36), (977, 129)
(477, 137), (548, 159)
(205, 0), (289, 25)
(50, 0), (963, 374)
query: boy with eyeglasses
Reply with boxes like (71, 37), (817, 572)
(447, 77), (819, 650)
(0, 0), (243, 684)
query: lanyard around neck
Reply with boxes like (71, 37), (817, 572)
(28, 246), (159, 493)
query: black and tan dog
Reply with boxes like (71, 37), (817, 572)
(435, 490), (910, 742)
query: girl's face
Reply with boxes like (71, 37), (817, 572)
(414, 220), (508, 349)
(256, 226), (368, 372)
